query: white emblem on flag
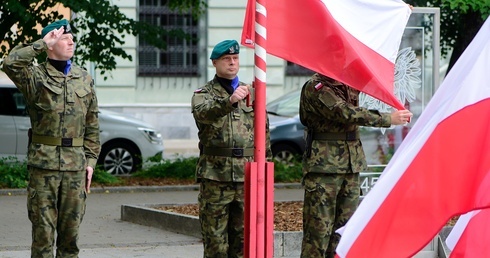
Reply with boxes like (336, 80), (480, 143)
(359, 47), (421, 115)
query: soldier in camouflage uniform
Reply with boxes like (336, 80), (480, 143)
(299, 73), (412, 258)
(3, 19), (100, 258)
(191, 39), (271, 258)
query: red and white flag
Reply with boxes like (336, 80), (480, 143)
(241, 0), (411, 110)
(336, 17), (490, 258)
(445, 208), (490, 258)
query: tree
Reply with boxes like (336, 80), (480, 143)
(406, 0), (490, 72)
(0, 0), (206, 79)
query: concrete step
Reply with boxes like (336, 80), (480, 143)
(122, 203), (444, 258)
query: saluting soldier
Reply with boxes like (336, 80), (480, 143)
(191, 39), (271, 258)
(299, 73), (412, 258)
(3, 19), (100, 258)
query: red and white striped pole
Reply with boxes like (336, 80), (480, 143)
(244, 0), (274, 257)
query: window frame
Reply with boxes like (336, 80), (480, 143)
(138, 1), (201, 77)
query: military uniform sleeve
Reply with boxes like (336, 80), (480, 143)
(2, 39), (47, 91)
(84, 81), (101, 168)
(316, 86), (391, 128)
(191, 88), (236, 124)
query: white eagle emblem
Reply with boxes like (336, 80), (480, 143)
(359, 47), (422, 132)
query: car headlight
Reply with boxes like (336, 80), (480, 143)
(138, 127), (162, 144)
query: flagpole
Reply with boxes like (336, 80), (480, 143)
(244, 0), (274, 257)
(254, 0), (266, 256)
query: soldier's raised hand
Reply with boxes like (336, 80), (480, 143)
(43, 27), (65, 49)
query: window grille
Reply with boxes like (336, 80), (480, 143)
(138, 0), (200, 76)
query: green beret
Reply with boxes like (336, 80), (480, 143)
(41, 19), (72, 38)
(210, 40), (240, 59)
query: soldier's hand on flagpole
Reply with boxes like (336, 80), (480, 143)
(230, 85), (250, 104)
(391, 109), (413, 125)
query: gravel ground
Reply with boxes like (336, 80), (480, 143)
(91, 177), (459, 229)
(157, 201), (304, 232)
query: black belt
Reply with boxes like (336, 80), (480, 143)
(202, 147), (254, 157)
(312, 131), (359, 141)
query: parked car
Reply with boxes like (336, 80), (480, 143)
(0, 77), (164, 175)
(267, 89), (305, 164)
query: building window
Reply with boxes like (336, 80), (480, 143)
(285, 62), (314, 76)
(139, 0), (200, 76)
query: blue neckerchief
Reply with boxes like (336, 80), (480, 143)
(64, 60), (72, 75)
(231, 76), (239, 90)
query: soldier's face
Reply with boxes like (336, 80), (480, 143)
(49, 34), (75, 61)
(213, 54), (239, 79)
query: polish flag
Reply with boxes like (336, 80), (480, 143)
(241, 0), (411, 110)
(336, 17), (490, 258)
(446, 209), (490, 257)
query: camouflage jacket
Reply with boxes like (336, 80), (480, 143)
(299, 73), (391, 174)
(191, 76), (271, 182)
(3, 39), (100, 171)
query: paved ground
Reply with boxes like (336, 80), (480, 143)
(0, 185), (303, 258)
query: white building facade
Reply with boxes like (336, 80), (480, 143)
(95, 0), (309, 140)
(93, 1), (441, 146)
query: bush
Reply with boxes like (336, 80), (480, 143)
(0, 157), (28, 188)
(273, 159), (302, 182)
(92, 166), (122, 184)
(134, 156), (303, 183)
(0, 155), (303, 189)
(0, 158), (121, 188)
(133, 156), (198, 179)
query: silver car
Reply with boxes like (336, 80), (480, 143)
(0, 77), (164, 175)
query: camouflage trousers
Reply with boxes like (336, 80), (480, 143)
(198, 179), (245, 258)
(301, 172), (360, 258)
(27, 167), (87, 258)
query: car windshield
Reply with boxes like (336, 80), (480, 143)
(266, 89), (300, 117)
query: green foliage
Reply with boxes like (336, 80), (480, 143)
(0, 158), (121, 188)
(133, 156), (303, 183)
(133, 157), (198, 179)
(0, 0), (207, 78)
(406, 0), (489, 70)
(0, 157), (28, 188)
(0, 156), (304, 189)
(92, 166), (121, 184)
(146, 153), (163, 163)
(273, 159), (303, 183)
(444, 0), (490, 14)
